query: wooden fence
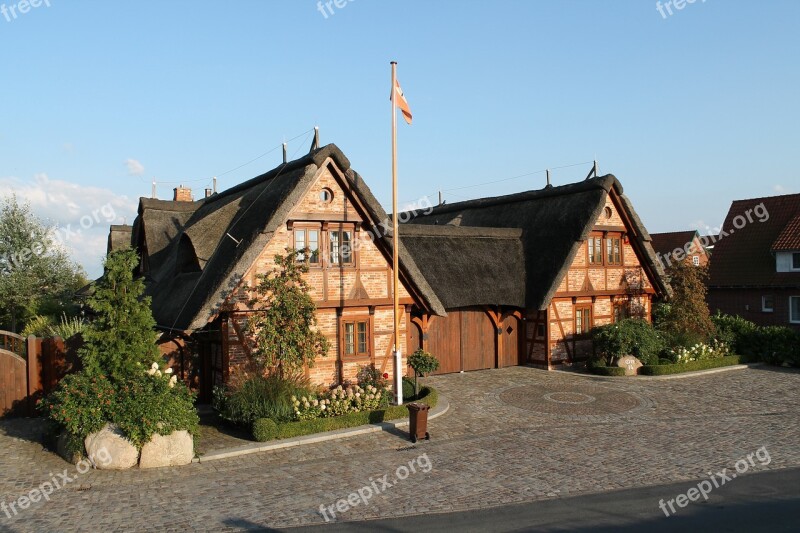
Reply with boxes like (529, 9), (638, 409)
(0, 331), (80, 417)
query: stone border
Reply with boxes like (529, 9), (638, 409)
(194, 396), (450, 463)
(552, 363), (761, 381)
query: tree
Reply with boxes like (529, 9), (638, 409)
(656, 260), (715, 345)
(78, 248), (160, 381)
(0, 195), (85, 332)
(246, 250), (329, 376)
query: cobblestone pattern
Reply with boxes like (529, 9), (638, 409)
(1, 366), (798, 531)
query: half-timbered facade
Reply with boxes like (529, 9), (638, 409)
(118, 144), (669, 396)
(402, 175), (670, 370)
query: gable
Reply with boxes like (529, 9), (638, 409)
(232, 164), (416, 306)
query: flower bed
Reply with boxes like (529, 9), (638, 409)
(253, 386), (438, 442)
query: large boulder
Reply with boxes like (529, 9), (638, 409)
(139, 430), (194, 469)
(616, 355), (643, 376)
(84, 424), (139, 470)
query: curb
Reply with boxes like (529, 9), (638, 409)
(551, 363), (762, 381)
(194, 395), (450, 463)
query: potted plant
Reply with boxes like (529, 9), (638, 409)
(407, 349), (439, 399)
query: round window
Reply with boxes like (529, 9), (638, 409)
(604, 206), (613, 219)
(320, 188), (333, 204)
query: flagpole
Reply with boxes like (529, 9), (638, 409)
(391, 61), (403, 406)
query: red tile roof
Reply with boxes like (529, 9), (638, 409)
(708, 192), (800, 287)
(772, 213), (800, 251)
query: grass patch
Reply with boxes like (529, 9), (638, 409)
(252, 386), (438, 442)
(639, 355), (742, 376)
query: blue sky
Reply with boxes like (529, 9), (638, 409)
(1, 0), (798, 277)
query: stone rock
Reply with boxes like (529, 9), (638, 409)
(139, 430), (194, 469)
(616, 355), (643, 376)
(84, 424), (139, 470)
(56, 432), (83, 465)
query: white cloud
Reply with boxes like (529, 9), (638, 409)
(0, 173), (138, 278)
(774, 184), (787, 194)
(125, 158), (145, 176)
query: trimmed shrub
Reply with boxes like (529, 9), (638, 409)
(252, 418), (279, 442)
(712, 313), (799, 366)
(591, 319), (664, 366)
(408, 349), (440, 397)
(251, 386), (438, 442)
(712, 313), (760, 360)
(640, 355), (741, 375)
(588, 365), (626, 377)
(402, 377), (416, 401)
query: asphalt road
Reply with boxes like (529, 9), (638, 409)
(284, 466), (800, 532)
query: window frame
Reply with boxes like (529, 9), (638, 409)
(341, 317), (372, 358)
(328, 224), (355, 267)
(574, 304), (593, 337)
(790, 296), (800, 324)
(792, 252), (800, 271)
(613, 301), (628, 323)
(762, 295), (774, 313)
(293, 225), (321, 265)
(606, 235), (622, 265)
(692, 255), (701, 266)
(587, 236), (603, 265)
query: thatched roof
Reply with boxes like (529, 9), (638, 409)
(403, 175), (669, 310)
(107, 224), (132, 254)
(133, 144), (445, 332)
(397, 225), (525, 308)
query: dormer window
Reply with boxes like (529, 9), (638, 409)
(793, 252), (800, 270)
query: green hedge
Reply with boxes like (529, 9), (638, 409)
(588, 365), (627, 376)
(639, 355), (741, 376)
(252, 386), (438, 442)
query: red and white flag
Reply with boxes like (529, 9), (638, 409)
(393, 79), (413, 125)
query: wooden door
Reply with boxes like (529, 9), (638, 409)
(499, 313), (521, 367)
(0, 349), (27, 417)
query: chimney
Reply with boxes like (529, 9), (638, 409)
(204, 188), (213, 198)
(173, 185), (193, 202)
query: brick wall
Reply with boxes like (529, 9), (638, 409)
(707, 288), (800, 331)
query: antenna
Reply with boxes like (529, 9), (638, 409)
(546, 169), (551, 187)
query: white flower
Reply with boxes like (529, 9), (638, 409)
(147, 368), (156, 376)
(165, 368), (173, 375)
(169, 375), (177, 388)
(151, 362), (159, 370)
(155, 370), (162, 377)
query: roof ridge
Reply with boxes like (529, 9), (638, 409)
(413, 174), (619, 217)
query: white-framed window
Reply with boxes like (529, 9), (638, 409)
(692, 255), (700, 266)
(762, 295), (774, 313)
(790, 296), (800, 324)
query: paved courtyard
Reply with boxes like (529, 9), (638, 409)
(1, 366), (799, 531)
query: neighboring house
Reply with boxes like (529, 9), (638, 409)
(112, 144), (669, 396)
(401, 173), (670, 370)
(650, 230), (710, 268)
(707, 193), (800, 330)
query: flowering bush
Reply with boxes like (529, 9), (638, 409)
(112, 363), (199, 448)
(214, 373), (312, 425)
(292, 383), (390, 421)
(669, 340), (730, 364)
(39, 362), (198, 448)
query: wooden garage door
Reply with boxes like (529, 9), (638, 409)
(427, 311), (462, 375)
(461, 310), (495, 371)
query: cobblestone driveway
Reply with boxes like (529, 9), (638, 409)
(1, 366), (798, 531)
